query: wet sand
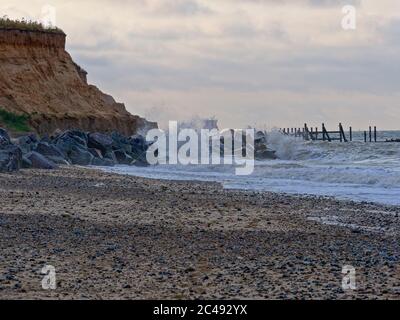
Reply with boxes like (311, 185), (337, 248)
(0, 166), (399, 299)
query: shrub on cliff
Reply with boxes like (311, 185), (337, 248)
(0, 16), (63, 33)
(0, 109), (31, 132)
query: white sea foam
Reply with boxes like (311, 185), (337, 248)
(100, 129), (400, 206)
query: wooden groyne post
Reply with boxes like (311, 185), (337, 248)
(339, 123), (347, 142)
(321, 123), (331, 142)
(280, 123), (382, 143)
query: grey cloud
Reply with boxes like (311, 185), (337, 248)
(52, 0), (400, 128)
(308, 0), (360, 7)
(152, 0), (213, 15)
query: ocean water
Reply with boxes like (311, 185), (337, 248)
(101, 130), (400, 206)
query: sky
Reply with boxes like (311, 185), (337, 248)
(1, 0), (400, 130)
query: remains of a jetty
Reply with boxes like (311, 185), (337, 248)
(280, 123), (398, 143)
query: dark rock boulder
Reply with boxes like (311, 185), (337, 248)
(40, 134), (52, 144)
(68, 145), (94, 166)
(25, 151), (57, 169)
(35, 142), (65, 158)
(46, 156), (70, 166)
(55, 131), (88, 158)
(0, 145), (23, 172)
(128, 134), (151, 166)
(255, 131), (267, 144)
(91, 157), (115, 167)
(129, 134), (148, 152)
(17, 134), (38, 153)
(54, 130), (87, 144)
(114, 149), (134, 165)
(111, 131), (132, 153)
(0, 128), (11, 147)
(255, 149), (277, 160)
(88, 148), (103, 158)
(21, 155), (32, 169)
(66, 130), (88, 145)
(56, 130), (87, 145)
(88, 132), (113, 155)
(1, 127), (158, 170)
(131, 154), (150, 167)
(254, 131), (277, 160)
(104, 150), (117, 163)
(111, 131), (130, 145)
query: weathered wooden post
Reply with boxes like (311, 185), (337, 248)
(339, 123), (347, 142)
(364, 130), (367, 143)
(349, 127), (353, 142)
(374, 126), (377, 142)
(310, 127), (315, 141)
(304, 123), (310, 141)
(369, 126), (372, 142)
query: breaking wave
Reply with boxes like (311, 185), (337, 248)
(101, 125), (400, 206)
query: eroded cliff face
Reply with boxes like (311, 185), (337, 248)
(0, 28), (156, 136)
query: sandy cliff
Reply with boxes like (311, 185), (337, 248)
(0, 28), (156, 136)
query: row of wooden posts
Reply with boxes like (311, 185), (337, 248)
(280, 124), (379, 142)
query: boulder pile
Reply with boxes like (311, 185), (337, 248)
(0, 128), (151, 173)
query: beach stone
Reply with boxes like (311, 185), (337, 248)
(0, 145), (23, 172)
(88, 133), (113, 154)
(25, 151), (57, 169)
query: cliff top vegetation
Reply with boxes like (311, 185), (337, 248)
(0, 16), (64, 34)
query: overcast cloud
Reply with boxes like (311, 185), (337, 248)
(1, 0), (400, 129)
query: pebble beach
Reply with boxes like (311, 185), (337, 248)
(0, 166), (399, 299)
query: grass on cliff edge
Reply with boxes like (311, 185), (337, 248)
(0, 109), (31, 132)
(0, 16), (63, 33)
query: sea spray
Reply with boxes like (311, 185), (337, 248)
(146, 121), (255, 175)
